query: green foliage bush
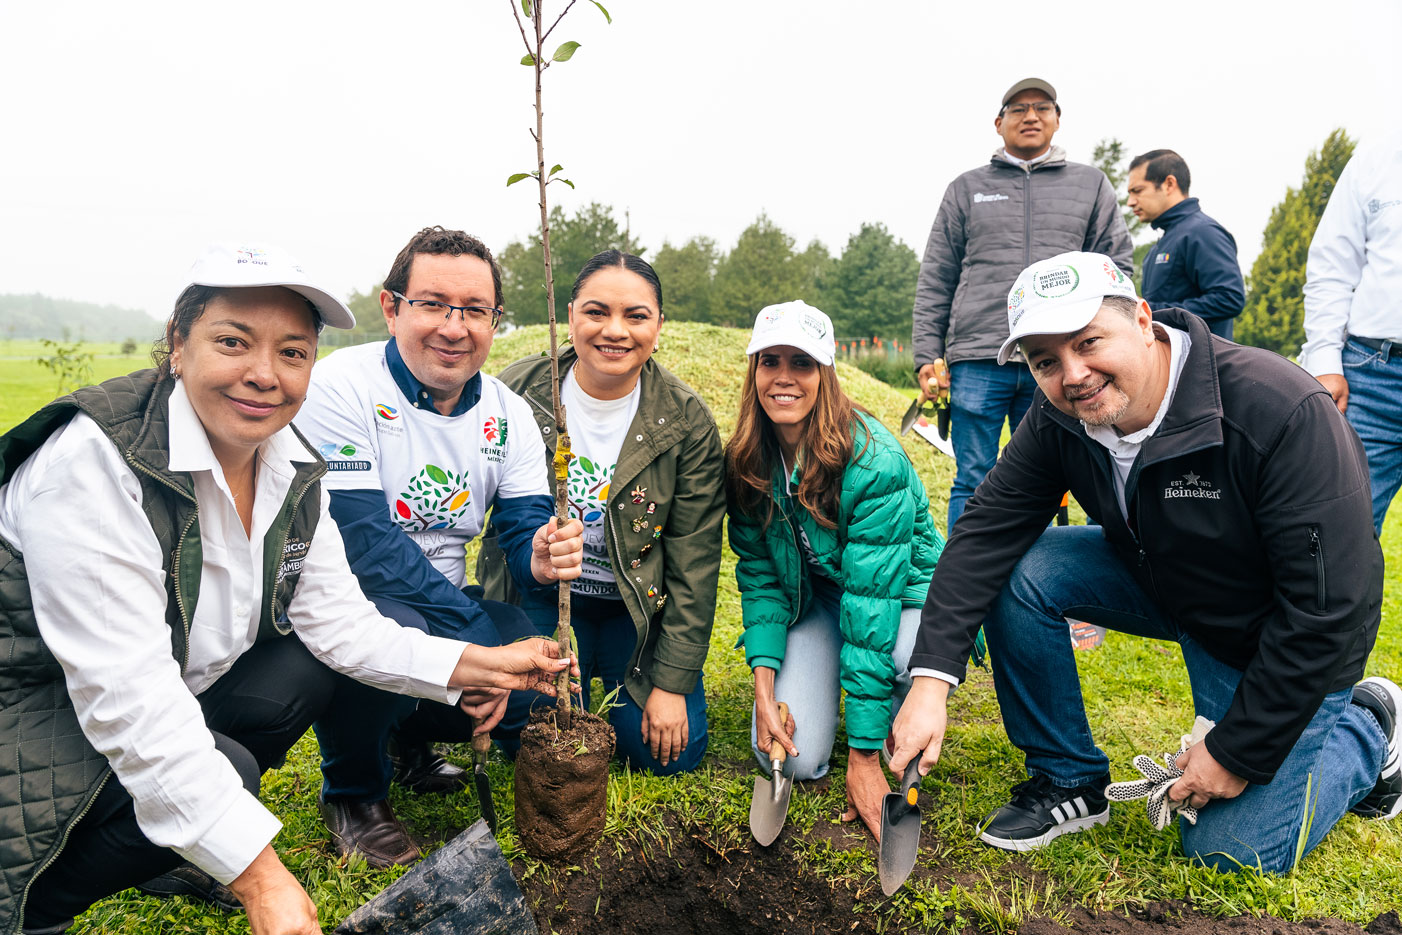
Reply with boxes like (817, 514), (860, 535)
(1236, 129), (1355, 357)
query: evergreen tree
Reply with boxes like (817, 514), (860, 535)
(711, 214), (822, 327)
(651, 236), (718, 323)
(1236, 129), (1355, 357)
(818, 222), (918, 340)
(498, 203), (640, 326)
(1091, 137), (1143, 238)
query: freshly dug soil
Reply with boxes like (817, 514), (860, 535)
(514, 707), (615, 860)
(517, 826), (883, 935)
(514, 822), (1402, 935)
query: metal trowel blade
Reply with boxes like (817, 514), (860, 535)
(878, 760), (923, 896)
(748, 770), (793, 846)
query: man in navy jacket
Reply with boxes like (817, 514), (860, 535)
(1128, 150), (1245, 340)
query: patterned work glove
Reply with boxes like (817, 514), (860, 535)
(1104, 717), (1215, 831)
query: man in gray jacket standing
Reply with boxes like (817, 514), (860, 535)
(913, 78), (1132, 533)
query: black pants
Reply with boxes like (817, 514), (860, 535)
(312, 586), (547, 802)
(25, 637), (336, 930)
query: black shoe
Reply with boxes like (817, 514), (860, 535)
(390, 738), (469, 795)
(978, 773), (1110, 851)
(136, 862), (241, 912)
(1349, 676), (1401, 820)
(319, 796), (420, 868)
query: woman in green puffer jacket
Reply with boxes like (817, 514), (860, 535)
(726, 299), (944, 842)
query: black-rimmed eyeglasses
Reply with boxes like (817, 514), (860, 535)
(391, 291), (502, 329)
(1002, 101), (1057, 118)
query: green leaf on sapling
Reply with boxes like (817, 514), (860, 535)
(507, 173), (533, 186)
(590, 0), (611, 23)
(549, 164), (563, 176)
(520, 53), (536, 66)
(552, 41), (581, 62)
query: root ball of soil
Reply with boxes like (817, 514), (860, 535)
(514, 707), (615, 860)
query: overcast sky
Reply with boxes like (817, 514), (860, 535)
(3, 0), (1398, 324)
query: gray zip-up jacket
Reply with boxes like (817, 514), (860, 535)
(912, 146), (1133, 367)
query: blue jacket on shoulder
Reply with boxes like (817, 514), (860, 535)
(1141, 198), (1245, 338)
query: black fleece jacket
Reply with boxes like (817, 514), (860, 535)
(911, 310), (1382, 784)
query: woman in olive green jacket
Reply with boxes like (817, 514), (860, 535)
(479, 251), (724, 774)
(727, 300), (945, 841)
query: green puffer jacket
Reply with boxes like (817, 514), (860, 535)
(730, 412), (943, 749)
(478, 348), (725, 707)
(0, 371), (324, 934)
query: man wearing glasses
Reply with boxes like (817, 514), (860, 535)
(912, 77), (1132, 535)
(295, 226), (584, 868)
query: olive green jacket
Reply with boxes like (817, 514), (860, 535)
(0, 371), (324, 934)
(729, 413), (944, 749)
(478, 348), (725, 706)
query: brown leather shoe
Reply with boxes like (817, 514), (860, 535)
(318, 796), (420, 868)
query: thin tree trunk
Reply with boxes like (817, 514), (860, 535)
(532, 1), (574, 727)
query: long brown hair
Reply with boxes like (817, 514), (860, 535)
(724, 356), (871, 530)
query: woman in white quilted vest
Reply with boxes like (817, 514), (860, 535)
(0, 243), (581, 935)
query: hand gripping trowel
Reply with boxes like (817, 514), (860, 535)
(748, 701), (793, 846)
(877, 759), (924, 895)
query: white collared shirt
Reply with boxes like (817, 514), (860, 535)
(1300, 136), (1402, 375)
(0, 381), (467, 884)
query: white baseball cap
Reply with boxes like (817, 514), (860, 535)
(745, 300), (836, 366)
(179, 242), (356, 329)
(997, 252), (1139, 365)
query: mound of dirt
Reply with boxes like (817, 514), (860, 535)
(515, 827), (1400, 935)
(517, 828), (887, 935)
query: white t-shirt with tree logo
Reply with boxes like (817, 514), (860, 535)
(561, 366), (641, 598)
(295, 341), (548, 588)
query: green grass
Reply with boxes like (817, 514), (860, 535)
(1, 326), (1399, 932)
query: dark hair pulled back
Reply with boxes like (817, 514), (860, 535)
(570, 250), (664, 314)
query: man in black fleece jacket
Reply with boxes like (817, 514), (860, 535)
(889, 251), (1400, 871)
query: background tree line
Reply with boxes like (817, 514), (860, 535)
(497, 205), (919, 341)
(11, 131), (1352, 363)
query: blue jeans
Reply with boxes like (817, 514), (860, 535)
(1342, 337), (1402, 534)
(522, 590), (709, 775)
(749, 575), (922, 780)
(984, 526), (1386, 872)
(948, 359), (1038, 533)
(315, 586), (546, 801)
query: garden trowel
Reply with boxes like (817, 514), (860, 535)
(877, 759), (923, 896)
(748, 701), (792, 846)
(900, 363), (950, 441)
(470, 731), (497, 833)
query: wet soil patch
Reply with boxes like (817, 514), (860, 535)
(514, 819), (1399, 935)
(516, 824), (893, 935)
(514, 708), (615, 860)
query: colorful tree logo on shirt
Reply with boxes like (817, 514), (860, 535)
(483, 415), (508, 446)
(393, 464), (472, 531)
(567, 456), (613, 524)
